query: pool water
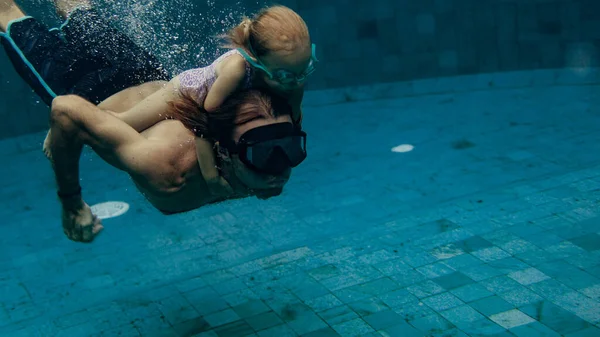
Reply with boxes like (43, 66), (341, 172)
(0, 69), (599, 336)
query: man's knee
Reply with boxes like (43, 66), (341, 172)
(50, 95), (83, 127)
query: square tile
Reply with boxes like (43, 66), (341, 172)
(408, 314), (454, 335)
(569, 233), (600, 252)
(245, 311), (283, 331)
(443, 254), (482, 269)
(392, 299), (435, 321)
(528, 279), (574, 300)
(203, 309), (240, 328)
(432, 272), (474, 290)
(421, 292), (464, 312)
(304, 294), (343, 313)
(287, 312), (328, 335)
(564, 327), (600, 337)
(378, 320), (422, 337)
(480, 276), (522, 294)
(318, 305), (359, 326)
(233, 300), (270, 319)
(416, 262), (456, 279)
(455, 236), (494, 253)
(406, 280), (446, 298)
(580, 284), (600, 301)
(378, 289), (418, 308)
(212, 320), (255, 337)
(331, 318), (374, 335)
(470, 296), (514, 316)
(472, 247), (511, 262)
(347, 297), (390, 317)
(363, 310), (403, 330)
(508, 268), (550, 285)
(450, 283), (493, 303)
(440, 305), (484, 327)
(498, 286), (543, 307)
(489, 309), (535, 329)
(460, 264), (505, 281)
(520, 301), (593, 335)
(461, 318), (508, 336)
(509, 321), (560, 337)
(300, 327), (341, 337)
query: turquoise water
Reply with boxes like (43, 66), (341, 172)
(1, 1), (600, 336)
(1, 69), (600, 336)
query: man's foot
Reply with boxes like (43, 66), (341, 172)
(62, 201), (103, 242)
(43, 129), (53, 161)
(54, 0), (92, 18)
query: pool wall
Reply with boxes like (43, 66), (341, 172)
(0, 0), (598, 139)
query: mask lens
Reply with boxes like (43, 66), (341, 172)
(243, 135), (307, 171)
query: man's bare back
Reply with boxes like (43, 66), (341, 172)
(90, 81), (229, 213)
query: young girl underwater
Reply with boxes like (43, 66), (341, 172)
(116, 5), (318, 197)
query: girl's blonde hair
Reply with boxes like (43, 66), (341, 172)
(221, 5), (310, 57)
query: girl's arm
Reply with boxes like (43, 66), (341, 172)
(195, 136), (234, 197)
(117, 76), (183, 132)
(203, 54), (247, 112)
(196, 54), (247, 196)
(289, 86), (305, 126)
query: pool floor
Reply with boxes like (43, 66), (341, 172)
(0, 75), (599, 336)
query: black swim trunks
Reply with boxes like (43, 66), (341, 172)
(0, 8), (170, 105)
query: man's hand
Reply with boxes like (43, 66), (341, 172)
(62, 202), (103, 242)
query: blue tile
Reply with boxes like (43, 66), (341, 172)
(537, 260), (600, 289)
(498, 286), (544, 307)
(331, 318), (375, 335)
(286, 311), (327, 335)
(432, 272), (474, 290)
(416, 262), (456, 279)
(528, 279), (574, 300)
(461, 318), (508, 336)
(440, 305), (485, 328)
(389, 269), (427, 287)
(406, 280), (446, 298)
(245, 311), (283, 331)
(233, 300), (270, 319)
(304, 294), (343, 313)
(172, 317), (211, 336)
(520, 301), (593, 335)
(378, 289), (418, 308)
(378, 320), (422, 337)
(460, 263), (505, 281)
(347, 297), (389, 317)
(487, 257), (530, 274)
(509, 321), (560, 337)
(450, 283), (494, 303)
(256, 323), (297, 337)
(443, 254), (483, 269)
(393, 299), (435, 321)
(470, 296), (515, 316)
(203, 309), (240, 328)
(408, 314), (454, 335)
(421, 292), (464, 311)
(454, 236), (494, 253)
(183, 287), (229, 316)
(480, 276), (523, 294)
(363, 310), (403, 330)
(565, 327), (600, 337)
(318, 305), (359, 326)
(300, 327), (340, 337)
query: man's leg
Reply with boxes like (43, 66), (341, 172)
(48, 95), (180, 242)
(0, 0), (24, 32)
